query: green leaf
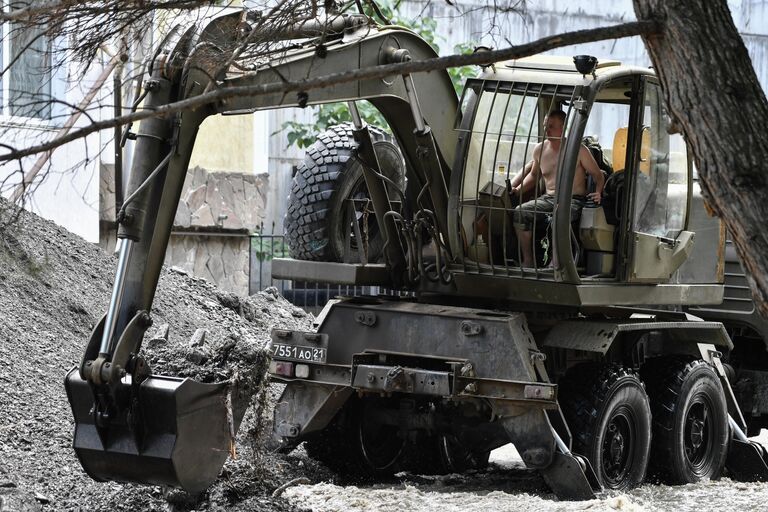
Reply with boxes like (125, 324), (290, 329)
(279, 0), (460, 149)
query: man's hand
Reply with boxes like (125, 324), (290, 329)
(579, 144), (605, 205)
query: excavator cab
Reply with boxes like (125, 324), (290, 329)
(447, 57), (721, 307)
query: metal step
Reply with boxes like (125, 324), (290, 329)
(272, 258), (391, 286)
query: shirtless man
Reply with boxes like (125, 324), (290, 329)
(509, 110), (605, 267)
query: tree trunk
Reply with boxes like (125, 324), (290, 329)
(634, 0), (768, 315)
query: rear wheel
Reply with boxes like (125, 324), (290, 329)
(641, 357), (729, 483)
(559, 364), (652, 490)
(437, 434), (491, 473)
(356, 404), (406, 474)
(303, 398), (406, 477)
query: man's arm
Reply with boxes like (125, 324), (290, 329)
(518, 162), (540, 194)
(508, 162), (529, 188)
(510, 144), (541, 196)
(579, 145), (605, 203)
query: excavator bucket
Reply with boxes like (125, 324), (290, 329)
(65, 368), (248, 494)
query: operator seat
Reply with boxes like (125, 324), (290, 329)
(602, 126), (651, 226)
(602, 127), (628, 225)
(578, 129), (626, 275)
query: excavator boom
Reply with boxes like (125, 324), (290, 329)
(66, 8), (458, 492)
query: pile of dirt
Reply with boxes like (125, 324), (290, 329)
(0, 199), (332, 512)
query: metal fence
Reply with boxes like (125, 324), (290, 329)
(248, 222), (382, 314)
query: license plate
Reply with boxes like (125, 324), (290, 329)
(271, 343), (327, 363)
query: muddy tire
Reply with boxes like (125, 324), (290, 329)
(641, 357), (729, 484)
(284, 123), (405, 263)
(403, 433), (490, 475)
(304, 398), (406, 478)
(559, 364), (652, 490)
(355, 403), (407, 475)
(303, 422), (356, 474)
(437, 434), (491, 473)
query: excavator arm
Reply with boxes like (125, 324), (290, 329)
(65, 9), (459, 492)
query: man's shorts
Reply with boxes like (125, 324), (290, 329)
(513, 194), (586, 231)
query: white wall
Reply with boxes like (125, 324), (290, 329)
(264, 107), (315, 235)
(398, 0), (768, 87)
(0, 57), (111, 243)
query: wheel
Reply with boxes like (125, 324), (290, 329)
(559, 364), (652, 490)
(355, 402), (406, 474)
(303, 397), (406, 477)
(437, 433), (490, 473)
(401, 433), (490, 475)
(303, 421), (354, 473)
(284, 123), (405, 262)
(641, 357), (729, 484)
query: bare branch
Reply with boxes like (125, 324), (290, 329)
(0, 19), (660, 163)
(0, 0), (211, 23)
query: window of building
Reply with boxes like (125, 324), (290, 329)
(1, 1), (53, 120)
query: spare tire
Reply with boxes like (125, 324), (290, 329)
(284, 123), (405, 262)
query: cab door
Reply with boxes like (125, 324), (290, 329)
(626, 77), (694, 282)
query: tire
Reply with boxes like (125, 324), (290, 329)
(303, 398), (406, 478)
(641, 357), (729, 484)
(559, 364), (652, 490)
(405, 433), (491, 475)
(303, 420), (358, 474)
(284, 123), (405, 262)
(355, 402), (407, 475)
(399, 432), (444, 475)
(401, 433), (491, 475)
(436, 434), (490, 473)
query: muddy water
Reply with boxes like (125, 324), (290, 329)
(283, 434), (768, 512)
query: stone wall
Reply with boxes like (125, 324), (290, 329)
(172, 165), (266, 231)
(100, 164), (268, 296)
(167, 233), (252, 294)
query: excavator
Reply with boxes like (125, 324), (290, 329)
(65, 7), (768, 500)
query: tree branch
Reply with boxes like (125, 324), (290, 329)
(0, 0), (211, 23)
(0, 19), (661, 163)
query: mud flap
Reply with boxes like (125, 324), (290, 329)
(726, 439), (768, 482)
(574, 453), (602, 492)
(700, 346), (768, 482)
(271, 381), (353, 451)
(494, 406), (597, 500)
(65, 368), (248, 494)
(540, 452), (598, 501)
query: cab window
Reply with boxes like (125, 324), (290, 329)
(633, 81), (688, 238)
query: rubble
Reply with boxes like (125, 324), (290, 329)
(0, 199), (331, 511)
